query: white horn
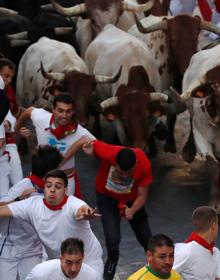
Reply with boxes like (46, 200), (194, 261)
(180, 75), (207, 101)
(134, 13), (167, 33)
(101, 97), (119, 109)
(51, 0), (86, 16)
(10, 40), (30, 47)
(0, 7), (18, 15)
(95, 66), (122, 84)
(7, 31), (28, 40)
(123, 0), (154, 12)
(41, 4), (55, 11)
(150, 92), (169, 101)
(40, 61), (65, 82)
(54, 27), (73, 35)
(201, 21), (220, 36)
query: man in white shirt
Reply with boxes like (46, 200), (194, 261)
(0, 169), (103, 280)
(173, 205), (220, 280)
(16, 94), (96, 197)
(0, 76), (10, 196)
(0, 145), (63, 280)
(25, 237), (98, 280)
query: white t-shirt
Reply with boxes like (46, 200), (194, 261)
(8, 196), (103, 265)
(0, 178), (42, 260)
(31, 108), (95, 170)
(173, 241), (220, 280)
(25, 259), (98, 280)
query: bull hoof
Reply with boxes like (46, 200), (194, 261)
(164, 142), (176, 153)
(182, 142), (196, 163)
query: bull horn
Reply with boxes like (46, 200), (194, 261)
(0, 7), (18, 15)
(51, 0), (86, 16)
(100, 96), (119, 110)
(180, 75), (207, 101)
(40, 61), (65, 82)
(123, 0), (154, 12)
(150, 92), (169, 102)
(54, 27), (73, 35)
(201, 21), (220, 36)
(7, 31), (28, 40)
(95, 66), (122, 84)
(10, 40), (30, 47)
(40, 4), (55, 12)
(134, 13), (167, 34)
(163, 87), (187, 114)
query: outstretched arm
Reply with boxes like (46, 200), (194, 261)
(61, 136), (92, 166)
(15, 106), (34, 135)
(76, 205), (101, 220)
(0, 205), (13, 217)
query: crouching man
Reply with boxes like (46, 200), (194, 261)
(25, 238), (98, 280)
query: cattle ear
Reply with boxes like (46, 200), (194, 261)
(194, 15), (201, 21)
(102, 107), (118, 122)
(191, 90), (205, 98)
(47, 85), (61, 96)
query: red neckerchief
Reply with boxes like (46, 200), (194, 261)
(46, 114), (77, 140)
(185, 231), (214, 254)
(27, 175), (45, 189)
(43, 195), (68, 211)
(5, 132), (16, 144)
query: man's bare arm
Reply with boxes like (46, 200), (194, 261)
(0, 205), (13, 217)
(125, 187), (149, 220)
(61, 136), (93, 166)
(15, 106), (34, 133)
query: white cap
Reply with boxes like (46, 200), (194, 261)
(0, 76), (5, 90)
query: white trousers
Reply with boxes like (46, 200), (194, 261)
(89, 258), (104, 280)
(170, 0), (196, 15)
(0, 154), (10, 197)
(0, 255), (42, 280)
(6, 144), (23, 186)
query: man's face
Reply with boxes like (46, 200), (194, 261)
(115, 165), (135, 180)
(60, 252), (83, 278)
(44, 177), (66, 205)
(0, 66), (14, 87)
(53, 101), (74, 126)
(147, 245), (174, 275)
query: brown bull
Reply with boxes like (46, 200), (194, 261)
(101, 65), (183, 154)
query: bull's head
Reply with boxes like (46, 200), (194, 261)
(100, 65), (184, 151)
(173, 65), (220, 126)
(134, 14), (220, 75)
(51, 0), (154, 34)
(40, 61), (122, 125)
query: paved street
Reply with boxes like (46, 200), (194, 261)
(22, 111), (215, 280)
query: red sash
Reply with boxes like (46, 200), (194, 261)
(27, 175), (45, 189)
(46, 114), (77, 140)
(43, 195), (68, 211)
(185, 232), (214, 254)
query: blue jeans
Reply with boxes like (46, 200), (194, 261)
(96, 192), (152, 263)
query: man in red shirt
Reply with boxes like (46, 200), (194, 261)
(82, 139), (153, 280)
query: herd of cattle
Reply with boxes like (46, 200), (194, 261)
(1, 0), (220, 211)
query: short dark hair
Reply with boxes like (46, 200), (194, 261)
(116, 148), (136, 171)
(31, 145), (63, 178)
(0, 58), (15, 71)
(53, 94), (75, 108)
(192, 206), (217, 233)
(45, 169), (68, 187)
(148, 234), (174, 253)
(61, 238), (84, 256)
